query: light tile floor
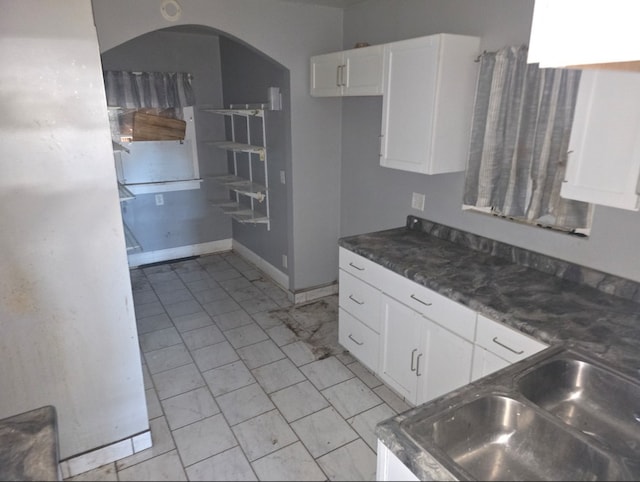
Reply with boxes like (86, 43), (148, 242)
(67, 251), (411, 481)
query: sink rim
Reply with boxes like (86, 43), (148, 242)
(394, 346), (640, 481)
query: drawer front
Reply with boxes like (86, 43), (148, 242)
(382, 270), (476, 341)
(339, 247), (385, 286)
(475, 314), (548, 364)
(339, 270), (381, 332)
(339, 308), (379, 372)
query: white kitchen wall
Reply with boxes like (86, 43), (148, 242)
(341, 0), (640, 284)
(0, 0), (148, 460)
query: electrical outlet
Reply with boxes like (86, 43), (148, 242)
(411, 192), (425, 211)
(280, 170), (286, 184)
(282, 254), (288, 268)
(155, 194), (164, 206)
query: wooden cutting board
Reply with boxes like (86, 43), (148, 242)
(132, 112), (186, 141)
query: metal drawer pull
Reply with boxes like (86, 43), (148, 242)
(410, 348), (418, 371)
(348, 262), (365, 271)
(348, 294), (364, 305)
(416, 353), (423, 376)
(410, 294), (432, 306)
(492, 337), (524, 355)
(348, 334), (364, 346)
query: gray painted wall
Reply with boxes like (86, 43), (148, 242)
(101, 29), (232, 253)
(341, 0), (640, 284)
(219, 37), (292, 281)
(0, 0), (147, 459)
(92, 0), (344, 292)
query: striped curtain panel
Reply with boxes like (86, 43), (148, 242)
(103, 71), (195, 109)
(463, 46), (591, 231)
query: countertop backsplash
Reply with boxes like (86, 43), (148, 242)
(405, 215), (640, 303)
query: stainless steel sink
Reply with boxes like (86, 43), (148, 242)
(401, 394), (627, 481)
(516, 357), (640, 459)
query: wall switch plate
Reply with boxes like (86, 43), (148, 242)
(280, 170), (286, 184)
(282, 254), (288, 268)
(411, 192), (425, 211)
(155, 194), (164, 206)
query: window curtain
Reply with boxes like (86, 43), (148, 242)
(103, 71), (195, 109)
(463, 46), (591, 230)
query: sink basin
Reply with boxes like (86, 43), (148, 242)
(401, 394), (627, 481)
(517, 358), (640, 459)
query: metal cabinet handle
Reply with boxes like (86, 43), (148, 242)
(348, 294), (364, 305)
(336, 65), (342, 87)
(492, 336), (524, 355)
(410, 294), (432, 306)
(348, 334), (364, 346)
(410, 348), (418, 372)
(416, 353), (423, 376)
(348, 262), (364, 271)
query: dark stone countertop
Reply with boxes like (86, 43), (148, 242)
(339, 216), (640, 480)
(0, 405), (61, 481)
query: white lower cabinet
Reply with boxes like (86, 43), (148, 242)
(337, 247), (549, 408)
(379, 293), (473, 406)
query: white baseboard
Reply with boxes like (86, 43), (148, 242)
(290, 282), (339, 304)
(59, 430), (151, 479)
(128, 239), (232, 268)
(231, 240), (289, 290)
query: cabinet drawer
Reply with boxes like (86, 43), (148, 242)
(475, 314), (548, 364)
(382, 270), (476, 341)
(339, 247), (385, 286)
(339, 308), (379, 372)
(339, 270), (381, 333)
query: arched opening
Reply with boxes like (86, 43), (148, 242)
(101, 25), (292, 289)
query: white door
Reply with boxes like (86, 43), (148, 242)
(418, 319), (473, 404)
(343, 45), (384, 96)
(380, 36), (438, 173)
(561, 69), (640, 210)
(379, 295), (422, 404)
(310, 51), (343, 97)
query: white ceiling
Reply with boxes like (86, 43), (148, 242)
(281, 0), (366, 8)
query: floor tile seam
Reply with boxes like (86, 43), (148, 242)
(144, 357), (196, 377)
(247, 438), (330, 480)
(181, 445), (260, 481)
(284, 421), (349, 476)
(199, 399), (281, 474)
(140, 338), (184, 354)
(124, 362), (186, 478)
(115, 448), (186, 479)
(162, 398), (242, 473)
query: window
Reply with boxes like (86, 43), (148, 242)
(104, 71), (201, 193)
(463, 46), (593, 236)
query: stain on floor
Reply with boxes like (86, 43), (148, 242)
(268, 294), (346, 360)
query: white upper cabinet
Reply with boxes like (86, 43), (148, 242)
(310, 44), (384, 97)
(528, 0), (640, 70)
(379, 34), (480, 174)
(561, 69), (640, 210)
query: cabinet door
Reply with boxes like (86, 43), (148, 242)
(561, 69), (640, 210)
(310, 51), (343, 97)
(380, 36), (439, 173)
(418, 319), (473, 404)
(471, 346), (510, 382)
(379, 294), (423, 405)
(342, 45), (384, 96)
(380, 34), (480, 174)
